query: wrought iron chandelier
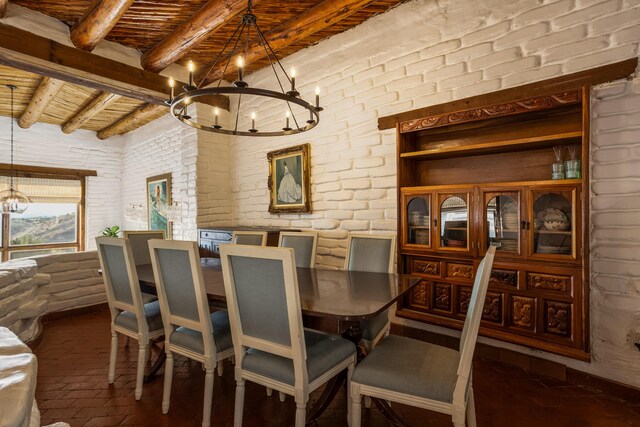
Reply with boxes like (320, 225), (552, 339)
(0, 84), (30, 214)
(167, 0), (322, 137)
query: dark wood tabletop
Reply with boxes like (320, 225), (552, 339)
(137, 258), (420, 321)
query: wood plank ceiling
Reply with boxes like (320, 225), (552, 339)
(0, 0), (407, 139)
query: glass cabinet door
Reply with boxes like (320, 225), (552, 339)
(437, 192), (470, 252)
(402, 192), (432, 249)
(483, 191), (521, 256)
(530, 187), (577, 259)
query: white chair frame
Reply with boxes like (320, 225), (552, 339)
(148, 239), (234, 427)
(231, 230), (268, 246)
(344, 233), (396, 350)
(221, 245), (356, 427)
(350, 246), (496, 427)
(278, 231), (318, 268)
(96, 237), (164, 401)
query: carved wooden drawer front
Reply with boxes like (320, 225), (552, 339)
(410, 281), (429, 309)
(446, 263), (473, 281)
(527, 272), (572, 294)
(510, 295), (535, 331)
(433, 282), (452, 312)
(412, 259), (440, 277)
(490, 269), (517, 287)
(458, 287), (503, 324)
(544, 300), (571, 337)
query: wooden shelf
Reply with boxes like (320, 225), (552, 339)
(409, 225), (430, 229)
(535, 230), (572, 235)
(445, 227), (467, 230)
(400, 131), (582, 160)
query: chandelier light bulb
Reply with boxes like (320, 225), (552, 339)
(213, 107), (220, 128)
(187, 60), (195, 86)
(168, 77), (175, 101)
(237, 56), (244, 68)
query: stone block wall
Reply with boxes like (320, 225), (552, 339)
(0, 252), (105, 343)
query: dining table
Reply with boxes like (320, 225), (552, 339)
(136, 257), (422, 425)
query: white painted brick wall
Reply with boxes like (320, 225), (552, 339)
(120, 113), (198, 241)
(220, 0), (640, 386)
(0, 117), (122, 250)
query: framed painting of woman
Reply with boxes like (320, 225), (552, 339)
(146, 173), (172, 236)
(267, 143), (311, 213)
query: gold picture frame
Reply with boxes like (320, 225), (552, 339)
(267, 143), (311, 213)
(146, 173), (172, 237)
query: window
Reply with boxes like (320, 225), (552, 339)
(1, 172), (87, 261)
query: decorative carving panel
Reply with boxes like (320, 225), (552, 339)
(545, 301), (571, 336)
(458, 287), (502, 323)
(434, 283), (451, 311)
(459, 287), (472, 314)
(447, 263), (473, 280)
(411, 281), (429, 308)
(400, 91), (580, 133)
(490, 269), (517, 287)
(483, 292), (502, 323)
(528, 272), (571, 293)
(511, 296), (535, 330)
(413, 259), (440, 277)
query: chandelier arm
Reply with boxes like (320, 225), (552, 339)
(254, 21), (292, 85)
(10, 85), (14, 189)
(253, 24), (302, 130)
(198, 21), (244, 88)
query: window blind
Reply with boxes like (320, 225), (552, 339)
(0, 176), (82, 204)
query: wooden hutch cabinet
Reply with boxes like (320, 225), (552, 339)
(395, 89), (591, 360)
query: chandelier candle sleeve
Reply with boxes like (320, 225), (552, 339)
(251, 112), (256, 131)
(214, 107), (219, 127)
(237, 57), (244, 82)
(168, 77), (175, 101)
(188, 61), (195, 86)
(315, 86), (320, 108)
(290, 68), (296, 92)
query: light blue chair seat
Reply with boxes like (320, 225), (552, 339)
(351, 335), (460, 403)
(141, 292), (158, 304)
(360, 309), (389, 341)
(114, 300), (164, 333)
(242, 329), (356, 386)
(170, 311), (233, 354)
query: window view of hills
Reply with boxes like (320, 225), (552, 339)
(10, 204), (77, 246)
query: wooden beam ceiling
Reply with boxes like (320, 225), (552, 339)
(96, 103), (167, 140)
(62, 92), (119, 134)
(18, 76), (64, 128)
(70, 0), (135, 52)
(0, 23), (176, 105)
(113, 0), (378, 137)
(141, 0), (255, 73)
(202, 0), (377, 85)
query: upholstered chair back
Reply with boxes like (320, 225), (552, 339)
(123, 230), (166, 266)
(278, 231), (318, 268)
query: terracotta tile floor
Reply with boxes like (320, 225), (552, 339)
(34, 309), (640, 427)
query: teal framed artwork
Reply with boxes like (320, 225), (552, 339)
(146, 173), (171, 237)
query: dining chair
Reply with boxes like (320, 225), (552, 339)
(95, 237), (164, 401)
(278, 231), (318, 268)
(350, 245), (496, 427)
(231, 230), (268, 246)
(148, 239), (234, 427)
(220, 244), (357, 427)
(344, 233), (396, 352)
(123, 230), (165, 306)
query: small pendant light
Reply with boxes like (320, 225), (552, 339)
(0, 85), (30, 214)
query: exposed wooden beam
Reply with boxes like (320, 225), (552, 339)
(70, 0), (135, 51)
(97, 103), (168, 140)
(202, 0), (377, 85)
(141, 0), (253, 73)
(18, 76), (65, 129)
(0, 0), (8, 19)
(62, 92), (120, 134)
(0, 163), (97, 178)
(378, 58), (639, 130)
(0, 23), (179, 104)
